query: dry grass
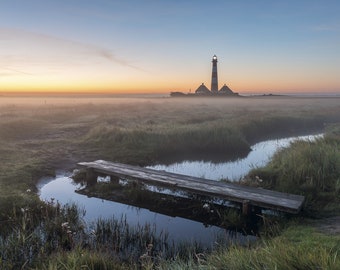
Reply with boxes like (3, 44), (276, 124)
(0, 94), (340, 269)
(0, 95), (339, 209)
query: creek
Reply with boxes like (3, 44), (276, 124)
(38, 133), (322, 246)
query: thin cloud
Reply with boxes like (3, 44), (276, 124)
(0, 67), (33, 77)
(313, 23), (340, 32)
(97, 48), (144, 71)
(0, 72), (14, 77)
(0, 28), (143, 73)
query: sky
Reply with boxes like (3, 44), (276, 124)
(0, 0), (340, 94)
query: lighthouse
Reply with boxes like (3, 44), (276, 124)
(172, 54), (238, 97)
(211, 55), (218, 93)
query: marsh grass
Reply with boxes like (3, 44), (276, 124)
(0, 118), (49, 141)
(0, 200), (86, 269)
(88, 216), (209, 268)
(35, 248), (132, 270)
(248, 127), (340, 216)
(82, 122), (250, 165)
(238, 115), (324, 144)
(81, 113), (325, 165)
(1, 96), (340, 268)
(0, 196), (206, 269)
(201, 225), (340, 270)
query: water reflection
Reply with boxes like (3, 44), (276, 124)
(38, 133), (321, 245)
(148, 134), (323, 180)
(39, 174), (248, 245)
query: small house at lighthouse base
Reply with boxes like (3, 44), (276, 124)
(219, 84), (238, 95)
(195, 83), (211, 95)
(171, 83), (239, 97)
(193, 83), (238, 96)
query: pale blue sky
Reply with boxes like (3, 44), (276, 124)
(1, 0), (339, 93)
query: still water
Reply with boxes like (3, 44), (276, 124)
(148, 134), (322, 180)
(39, 174), (237, 245)
(38, 133), (322, 245)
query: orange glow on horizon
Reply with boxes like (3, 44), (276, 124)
(0, 74), (339, 94)
(1, 82), (339, 95)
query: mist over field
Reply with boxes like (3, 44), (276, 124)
(1, 93), (339, 167)
(0, 94), (339, 269)
(1, 94), (339, 116)
(1, 94), (338, 144)
(1, 0), (340, 267)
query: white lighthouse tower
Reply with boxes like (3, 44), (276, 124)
(211, 55), (218, 93)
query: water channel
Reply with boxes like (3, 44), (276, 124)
(38, 133), (322, 246)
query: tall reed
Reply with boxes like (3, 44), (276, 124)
(203, 225), (340, 270)
(0, 200), (85, 269)
(82, 122), (250, 165)
(248, 128), (340, 216)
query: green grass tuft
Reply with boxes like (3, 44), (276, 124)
(249, 127), (340, 216)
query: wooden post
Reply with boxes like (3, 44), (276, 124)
(86, 168), (97, 186)
(110, 174), (120, 184)
(242, 200), (250, 216)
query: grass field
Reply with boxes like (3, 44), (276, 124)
(0, 94), (339, 269)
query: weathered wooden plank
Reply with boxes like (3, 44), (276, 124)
(77, 160), (305, 213)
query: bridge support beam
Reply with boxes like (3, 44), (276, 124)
(85, 168), (97, 186)
(242, 200), (250, 215)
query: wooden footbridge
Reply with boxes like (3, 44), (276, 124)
(78, 160), (305, 215)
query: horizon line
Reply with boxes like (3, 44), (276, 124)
(1, 91), (340, 98)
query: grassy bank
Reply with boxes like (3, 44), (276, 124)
(189, 225), (339, 270)
(247, 124), (340, 217)
(0, 96), (340, 268)
(178, 124), (339, 270)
